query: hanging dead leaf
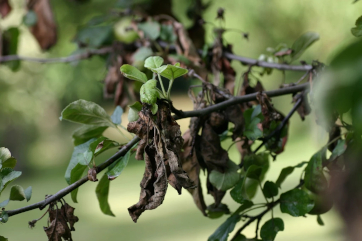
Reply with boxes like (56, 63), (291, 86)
(27, 0), (57, 50)
(0, 0), (11, 18)
(62, 203), (79, 231)
(87, 168), (98, 182)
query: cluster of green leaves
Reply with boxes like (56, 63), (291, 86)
(60, 100), (132, 216)
(120, 56), (188, 117)
(258, 32), (319, 75)
(0, 148), (32, 225)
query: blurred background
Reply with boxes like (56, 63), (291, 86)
(0, 0), (360, 240)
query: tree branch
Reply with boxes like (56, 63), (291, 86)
(5, 83), (309, 217)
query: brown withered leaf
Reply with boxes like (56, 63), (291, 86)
(181, 130), (207, 216)
(293, 92), (311, 121)
(62, 203), (79, 231)
(224, 104), (244, 140)
(200, 122), (229, 172)
(87, 168), (98, 182)
(27, 0), (57, 50)
(207, 174), (226, 207)
(45, 208), (72, 241)
(0, 0), (11, 18)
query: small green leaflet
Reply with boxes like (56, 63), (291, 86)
(280, 189), (314, 217)
(351, 16), (362, 37)
(9, 185), (31, 201)
(144, 56), (164, 70)
(120, 64), (147, 83)
(304, 149), (328, 194)
(96, 174), (115, 216)
(0, 211), (8, 223)
(260, 218), (284, 241)
(132, 47), (153, 62)
(158, 64), (188, 80)
(111, 106), (123, 125)
(0, 168), (22, 195)
(209, 161), (240, 191)
(140, 79), (159, 105)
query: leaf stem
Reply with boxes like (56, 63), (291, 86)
(157, 73), (167, 97)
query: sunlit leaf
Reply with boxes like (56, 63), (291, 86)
(158, 64), (188, 80)
(120, 64), (147, 83)
(140, 79), (159, 105)
(144, 56), (164, 71)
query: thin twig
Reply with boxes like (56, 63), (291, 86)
(6, 83), (309, 218)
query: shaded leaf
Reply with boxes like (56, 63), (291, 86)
(230, 177), (248, 204)
(234, 200), (253, 214)
(120, 64), (147, 83)
(291, 32), (319, 61)
(9, 185), (26, 201)
(330, 139), (346, 161)
(111, 106), (123, 125)
(2, 157), (16, 169)
(280, 189), (314, 217)
(72, 125), (108, 146)
(304, 149), (328, 194)
(60, 100), (115, 128)
(351, 16), (362, 37)
(2, 27), (20, 71)
(96, 174), (115, 216)
(246, 165), (262, 180)
(140, 79), (159, 105)
(260, 218), (284, 241)
(160, 24), (177, 43)
(209, 161), (240, 191)
(128, 101), (143, 122)
(70, 163), (88, 203)
(206, 203), (230, 219)
(27, 0), (57, 50)
(138, 21), (160, 40)
(317, 215), (324, 226)
(275, 161), (308, 187)
(24, 186), (32, 201)
(74, 25), (113, 48)
(208, 214), (241, 241)
(106, 149), (131, 180)
(263, 181), (278, 198)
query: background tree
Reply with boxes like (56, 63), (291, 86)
(0, 0), (361, 240)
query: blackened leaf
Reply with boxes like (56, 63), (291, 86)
(0, 168), (22, 195)
(72, 125), (108, 146)
(138, 21), (160, 40)
(208, 214), (241, 241)
(317, 215), (324, 226)
(2, 27), (20, 71)
(96, 173), (115, 216)
(23, 10), (37, 26)
(65, 138), (95, 185)
(260, 218), (284, 241)
(209, 161), (240, 191)
(128, 101), (143, 122)
(280, 189), (314, 217)
(158, 64), (188, 80)
(140, 79), (159, 105)
(263, 181), (278, 198)
(120, 64), (147, 83)
(74, 25), (113, 48)
(304, 148), (328, 194)
(106, 149), (131, 180)
(291, 32), (319, 61)
(330, 139), (346, 161)
(60, 100), (115, 128)
(206, 203), (230, 219)
(9, 185), (26, 201)
(111, 106), (123, 125)
(144, 56), (164, 70)
(275, 161), (308, 188)
(24, 186), (32, 201)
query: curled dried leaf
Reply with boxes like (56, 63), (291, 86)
(87, 167), (98, 182)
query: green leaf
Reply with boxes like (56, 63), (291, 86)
(317, 215), (324, 226)
(106, 149), (131, 180)
(0, 211), (8, 223)
(60, 100), (115, 128)
(140, 79), (159, 105)
(330, 139), (346, 160)
(275, 161), (308, 187)
(0, 168), (22, 195)
(138, 21), (160, 40)
(291, 32), (320, 61)
(234, 200), (253, 214)
(206, 203), (230, 219)
(160, 24), (177, 43)
(0, 148), (11, 163)
(74, 25), (113, 48)
(65, 139), (95, 185)
(280, 189), (314, 217)
(111, 106), (123, 125)
(351, 16), (362, 37)
(230, 177), (248, 204)
(144, 56), (164, 70)
(23, 10), (37, 26)
(3, 28), (20, 71)
(90, 137), (119, 157)
(0, 199), (9, 208)
(132, 47), (153, 62)
(0, 236), (8, 241)
(72, 125), (108, 146)
(246, 165), (262, 180)
(70, 163), (88, 203)
(158, 64), (188, 80)
(263, 181), (278, 198)
(304, 149), (327, 194)
(128, 101), (143, 122)
(151, 103), (158, 115)
(24, 186), (32, 201)
(243, 107), (263, 141)
(2, 158), (16, 169)
(209, 161), (240, 191)
(232, 234), (247, 241)
(9, 185), (26, 201)
(96, 174), (115, 216)
(208, 214), (241, 241)
(120, 64), (147, 83)
(260, 218), (284, 241)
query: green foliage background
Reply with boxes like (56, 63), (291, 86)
(0, 0), (359, 240)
